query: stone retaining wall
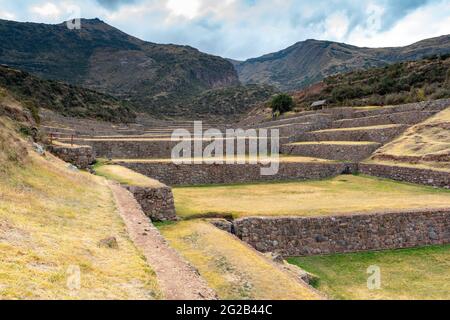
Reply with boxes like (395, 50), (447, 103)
(47, 145), (95, 169)
(118, 161), (358, 186)
(359, 163), (450, 188)
(332, 111), (435, 129)
(124, 185), (177, 221)
(233, 209), (450, 256)
(281, 143), (381, 162)
(69, 137), (278, 159)
(297, 125), (407, 144)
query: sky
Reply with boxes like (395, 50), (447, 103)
(1, 0), (449, 60)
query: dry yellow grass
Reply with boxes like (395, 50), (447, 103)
(288, 141), (379, 146)
(159, 220), (322, 300)
(0, 121), (161, 299)
(95, 164), (164, 188)
(313, 124), (402, 132)
(173, 175), (450, 219)
(371, 106), (450, 170)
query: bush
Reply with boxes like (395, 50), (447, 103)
(269, 94), (294, 115)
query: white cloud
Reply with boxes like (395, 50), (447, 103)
(31, 2), (61, 18)
(0, 10), (16, 20)
(324, 12), (350, 40)
(348, 1), (450, 47)
(166, 0), (201, 20)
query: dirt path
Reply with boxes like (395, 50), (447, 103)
(108, 182), (217, 300)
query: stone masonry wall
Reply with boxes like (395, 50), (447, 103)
(124, 185), (177, 221)
(233, 209), (450, 256)
(359, 163), (450, 188)
(70, 137), (277, 159)
(331, 111), (435, 129)
(281, 143), (381, 162)
(118, 161), (358, 186)
(297, 125), (408, 144)
(47, 145), (95, 169)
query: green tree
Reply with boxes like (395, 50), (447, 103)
(269, 94), (294, 115)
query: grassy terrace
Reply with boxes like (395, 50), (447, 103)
(312, 124), (403, 132)
(288, 245), (450, 300)
(287, 141), (380, 145)
(95, 164), (164, 187)
(173, 175), (450, 219)
(0, 153), (161, 299)
(158, 220), (322, 300)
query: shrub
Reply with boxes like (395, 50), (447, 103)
(269, 94), (294, 115)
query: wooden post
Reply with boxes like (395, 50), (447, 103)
(71, 135), (74, 147)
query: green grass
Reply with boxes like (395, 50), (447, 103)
(173, 175), (450, 219)
(287, 245), (450, 300)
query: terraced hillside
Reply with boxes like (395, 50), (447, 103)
(369, 106), (450, 171)
(0, 96), (161, 299)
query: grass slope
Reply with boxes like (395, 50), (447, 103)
(371, 106), (450, 171)
(0, 119), (161, 299)
(173, 175), (450, 219)
(159, 220), (321, 300)
(287, 245), (450, 300)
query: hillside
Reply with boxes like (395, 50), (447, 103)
(0, 18), (239, 116)
(293, 55), (450, 109)
(0, 65), (135, 123)
(179, 84), (277, 119)
(0, 95), (161, 299)
(370, 106), (450, 171)
(235, 35), (450, 91)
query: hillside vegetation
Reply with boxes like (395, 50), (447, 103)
(294, 55), (450, 109)
(179, 84), (277, 119)
(235, 35), (450, 91)
(0, 98), (161, 299)
(0, 18), (238, 117)
(0, 65), (135, 123)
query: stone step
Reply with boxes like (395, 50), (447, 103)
(295, 124), (408, 144)
(281, 141), (381, 162)
(331, 111), (436, 129)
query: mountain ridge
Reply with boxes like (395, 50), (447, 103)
(235, 35), (450, 91)
(0, 18), (239, 116)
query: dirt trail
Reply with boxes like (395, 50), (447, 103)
(108, 182), (217, 300)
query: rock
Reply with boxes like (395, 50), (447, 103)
(32, 143), (45, 155)
(98, 237), (119, 249)
(67, 164), (79, 172)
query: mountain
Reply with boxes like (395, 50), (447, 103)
(178, 84), (277, 120)
(0, 64), (135, 123)
(235, 35), (450, 91)
(0, 18), (239, 116)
